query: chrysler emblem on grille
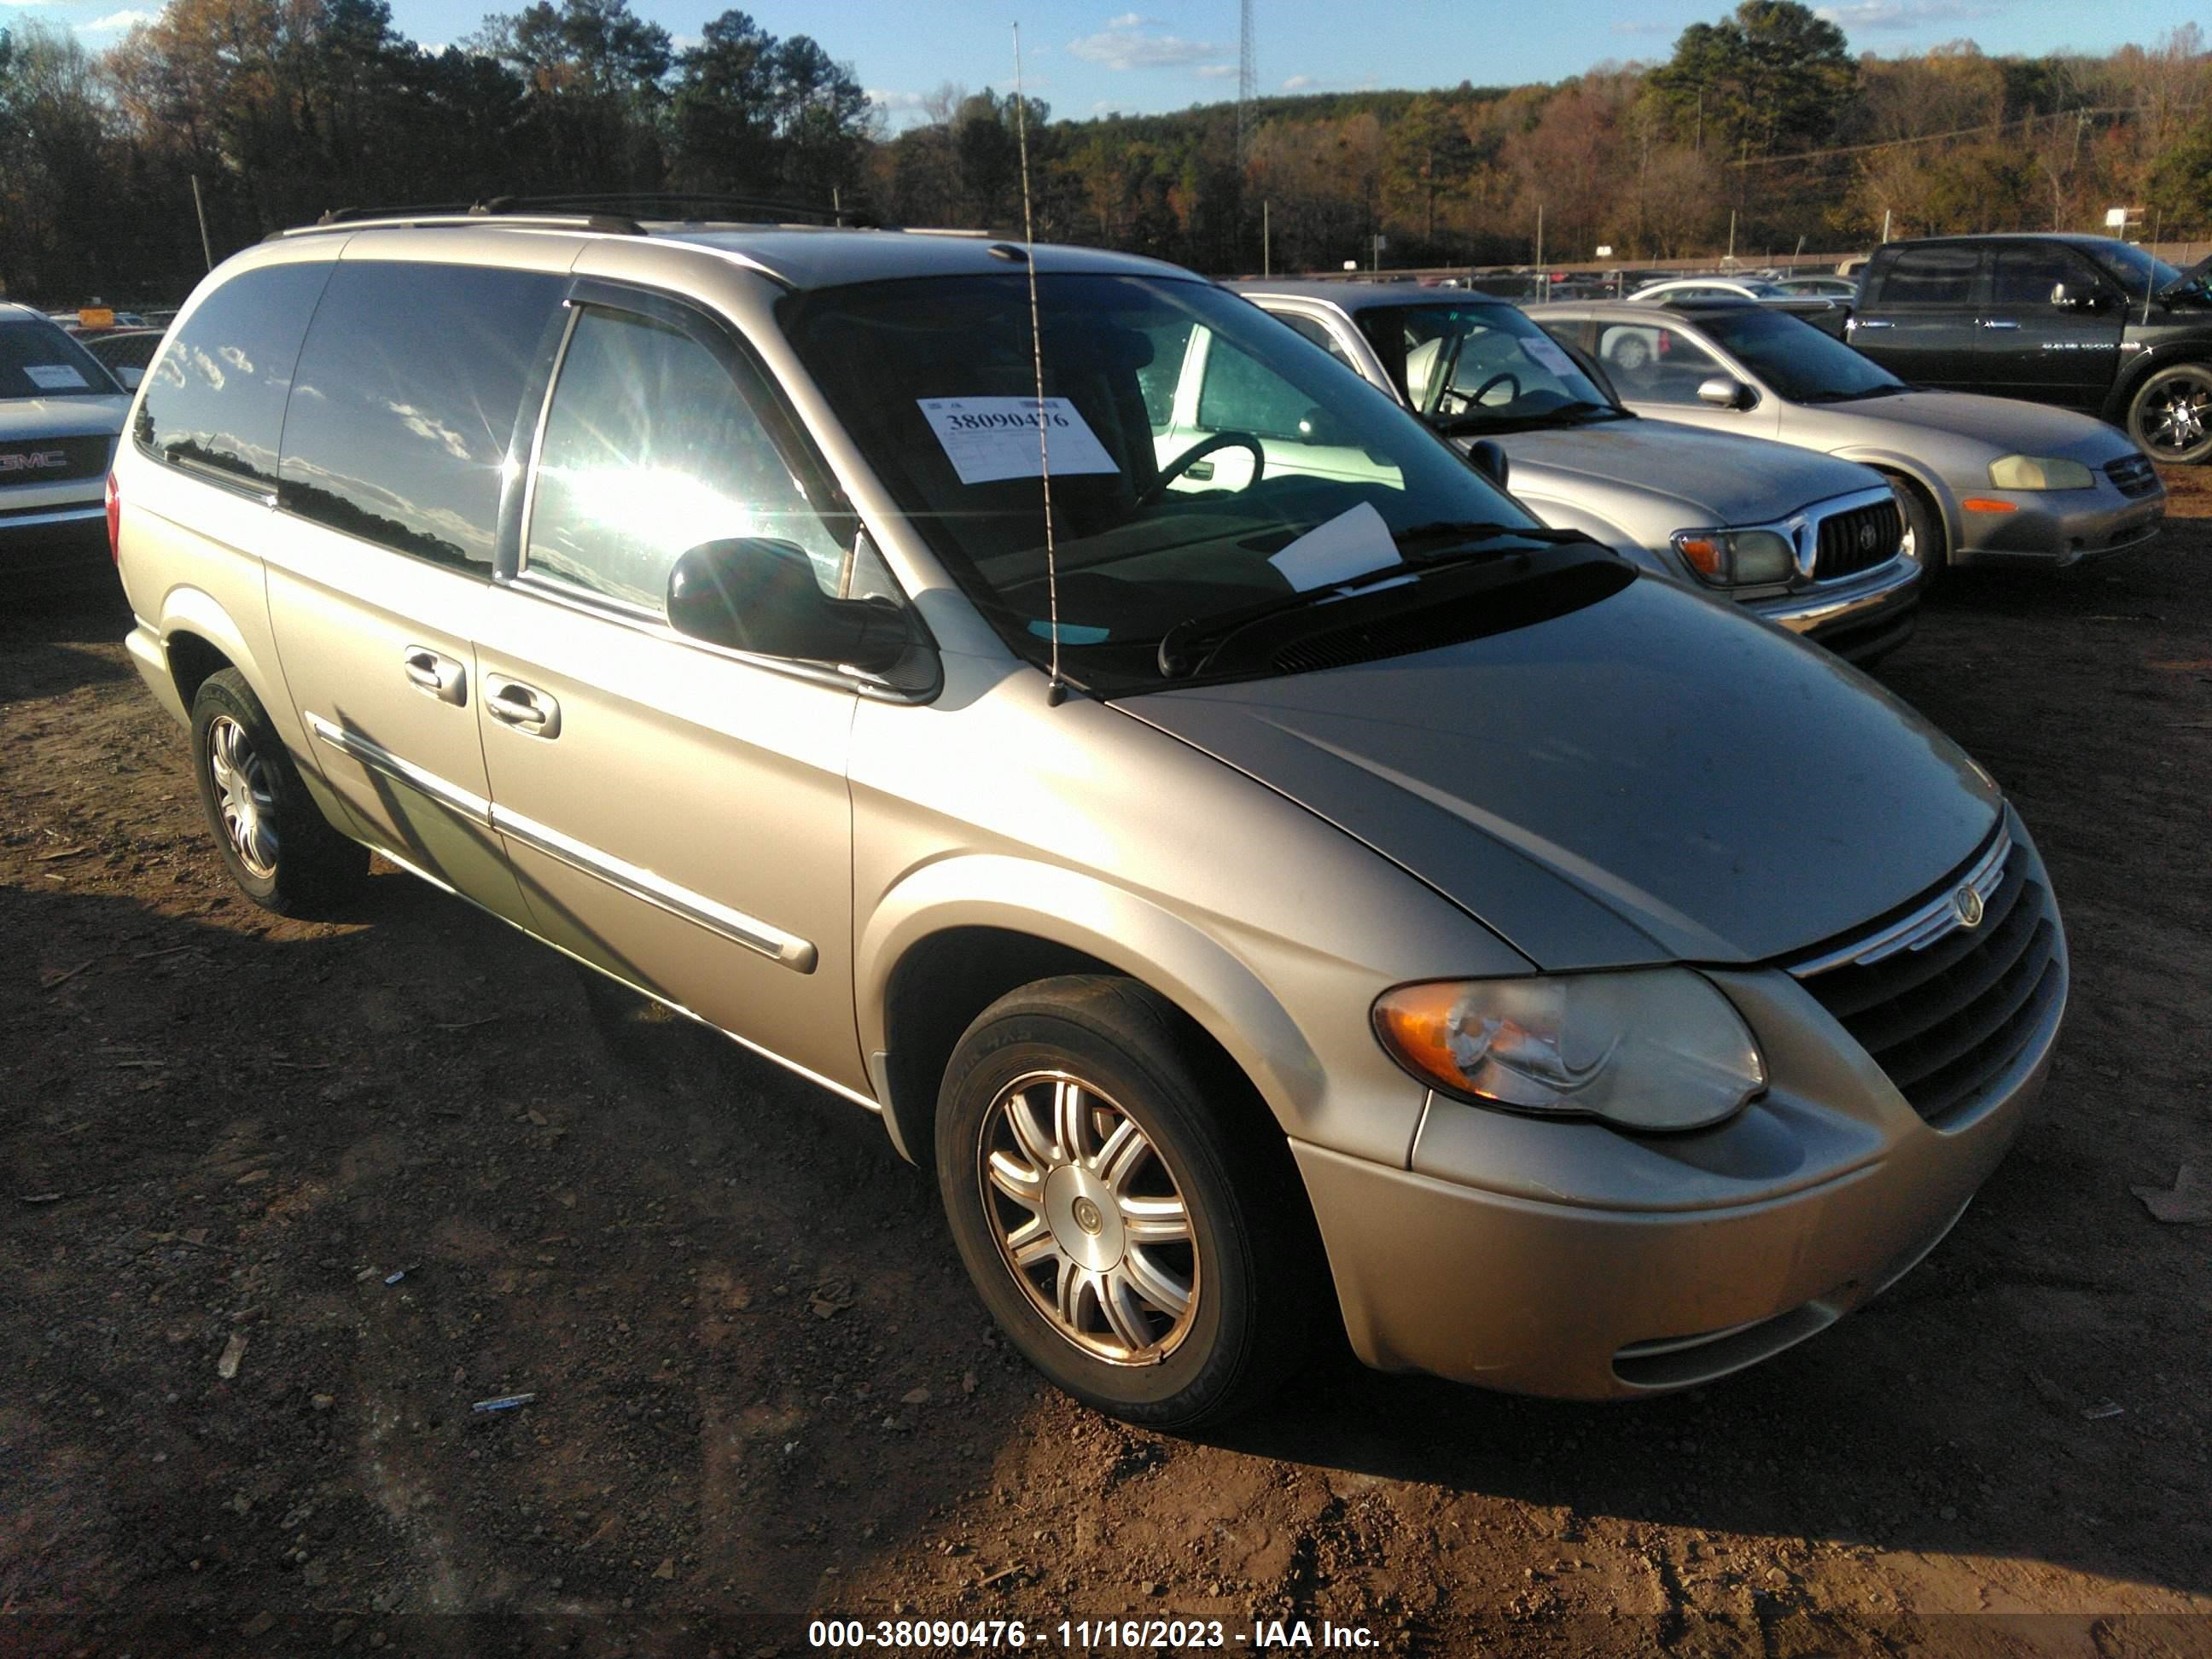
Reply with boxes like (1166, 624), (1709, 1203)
(1953, 886), (1985, 928)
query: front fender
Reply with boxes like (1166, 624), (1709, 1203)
(1518, 498), (1664, 575)
(1829, 448), (1959, 559)
(858, 853), (1333, 1143)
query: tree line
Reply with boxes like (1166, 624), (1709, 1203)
(3, 0), (2208, 307)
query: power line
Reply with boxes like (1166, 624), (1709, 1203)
(1729, 101), (2145, 167)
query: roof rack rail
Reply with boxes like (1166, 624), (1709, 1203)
(472, 190), (873, 228)
(269, 205), (645, 241)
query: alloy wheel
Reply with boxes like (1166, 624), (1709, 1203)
(2144, 372), (2212, 459)
(976, 1070), (1200, 1365)
(207, 714), (278, 879)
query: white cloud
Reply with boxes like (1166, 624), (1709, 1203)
(671, 32), (701, 51)
(1193, 62), (1237, 79)
(1610, 17), (1671, 33)
(1105, 11), (1150, 26)
(1281, 73), (1318, 91)
(1066, 18), (1228, 72)
(865, 88), (931, 113)
(78, 7), (158, 27)
(1816, 0), (2001, 29)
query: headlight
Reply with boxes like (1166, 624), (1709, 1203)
(1372, 970), (1767, 1132)
(1988, 454), (2095, 491)
(1671, 527), (1796, 586)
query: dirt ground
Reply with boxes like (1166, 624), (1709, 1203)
(3, 474), (2209, 1659)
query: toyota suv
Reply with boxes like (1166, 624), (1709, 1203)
(113, 208), (2067, 1426)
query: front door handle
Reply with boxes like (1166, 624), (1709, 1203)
(1978, 318), (2021, 329)
(1848, 318), (1894, 330)
(403, 644), (467, 706)
(484, 675), (561, 739)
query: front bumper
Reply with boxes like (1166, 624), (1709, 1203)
(0, 499), (108, 577)
(1953, 482), (2165, 568)
(1294, 835), (2064, 1399)
(1744, 554), (1922, 662)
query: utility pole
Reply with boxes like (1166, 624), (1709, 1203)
(1534, 201), (1544, 275)
(1726, 207), (1736, 264)
(1881, 207), (1892, 244)
(1263, 199), (1271, 276)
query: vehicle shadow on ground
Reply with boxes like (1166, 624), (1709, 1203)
(0, 587), (136, 707)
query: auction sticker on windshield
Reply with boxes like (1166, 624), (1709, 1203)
(919, 397), (1119, 485)
(25, 364), (90, 392)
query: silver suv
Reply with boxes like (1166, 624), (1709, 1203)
(114, 212), (2067, 1426)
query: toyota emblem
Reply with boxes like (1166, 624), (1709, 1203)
(1953, 886), (1985, 928)
(1857, 521), (1877, 552)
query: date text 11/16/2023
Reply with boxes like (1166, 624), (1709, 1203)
(807, 1617), (1381, 1650)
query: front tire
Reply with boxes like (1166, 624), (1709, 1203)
(189, 668), (368, 916)
(2128, 364), (2212, 466)
(935, 976), (1322, 1429)
(1887, 474), (1946, 589)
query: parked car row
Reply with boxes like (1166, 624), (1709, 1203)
(91, 210), (2096, 1431)
(1, 301), (131, 579)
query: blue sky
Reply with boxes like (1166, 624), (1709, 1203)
(20, 0), (2205, 126)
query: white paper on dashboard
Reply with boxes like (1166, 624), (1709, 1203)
(1521, 336), (1577, 378)
(918, 397), (1120, 486)
(26, 364), (89, 391)
(1268, 500), (1401, 592)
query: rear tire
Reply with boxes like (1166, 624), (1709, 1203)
(935, 975), (1324, 1429)
(189, 668), (368, 917)
(2127, 364), (2212, 466)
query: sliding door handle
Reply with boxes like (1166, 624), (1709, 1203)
(484, 675), (561, 739)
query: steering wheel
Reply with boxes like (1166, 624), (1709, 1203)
(1468, 371), (1522, 406)
(1140, 431), (1266, 506)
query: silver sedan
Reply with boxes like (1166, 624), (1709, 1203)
(1528, 299), (2167, 578)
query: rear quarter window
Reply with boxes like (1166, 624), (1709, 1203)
(135, 263), (332, 488)
(278, 262), (565, 573)
(1873, 246), (1982, 307)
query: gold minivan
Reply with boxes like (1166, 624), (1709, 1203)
(114, 209), (2066, 1425)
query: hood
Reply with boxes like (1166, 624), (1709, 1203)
(0, 395), (131, 441)
(1805, 389), (2139, 463)
(1477, 419), (1877, 526)
(1116, 574), (2000, 970)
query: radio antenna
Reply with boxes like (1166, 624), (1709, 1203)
(1012, 23), (1066, 706)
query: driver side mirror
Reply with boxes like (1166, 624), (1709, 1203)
(667, 538), (914, 672)
(1697, 375), (1755, 410)
(1465, 439), (1510, 491)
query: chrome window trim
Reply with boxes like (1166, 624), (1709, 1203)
(1790, 820), (2015, 978)
(308, 712), (816, 973)
(495, 565), (921, 701)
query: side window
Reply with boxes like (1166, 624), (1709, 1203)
(524, 306), (850, 617)
(1132, 316), (1196, 432)
(1880, 247), (1982, 306)
(280, 262), (564, 574)
(1275, 312), (1359, 370)
(1992, 246), (2104, 308)
(1195, 330), (1324, 440)
(136, 262), (331, 489)
(1598, 323), (1722, 405)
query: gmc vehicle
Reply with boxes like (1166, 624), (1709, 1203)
(1846, 234), (2212, 464)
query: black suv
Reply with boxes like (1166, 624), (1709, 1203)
(1846, 234), (2212, 464)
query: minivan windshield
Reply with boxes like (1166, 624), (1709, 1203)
(1349, 302), (1623, 432)
(1690, 306), (1908, 403)
(783, 274), (1588, 690)
(0, 319), (121, 399)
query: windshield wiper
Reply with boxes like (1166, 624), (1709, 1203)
(1391, 520), (1589, 556)
(1433, 399), (1624, 434)
(1797, 384), (1907, 404)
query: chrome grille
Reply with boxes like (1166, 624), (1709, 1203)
(2106, 453), (2159, 498)
(1812, 497), (1904, 581)
(1793, 827), (2064, 1126)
